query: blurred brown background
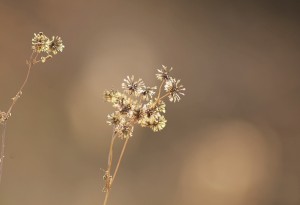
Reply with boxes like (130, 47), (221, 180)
(0, 0), (300, 204)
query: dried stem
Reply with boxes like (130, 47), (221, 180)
(156, 80), (165, 101)
(102, 131), (116, 205)
(0, 122), (7, 184)
(111, 137), (129, 183)
(0, 52), (36, 185)
(102, 189), (110, 205)
(102, 134), (129, 205)
(159, 93), (169, 101)
(101, 65), (185, 205)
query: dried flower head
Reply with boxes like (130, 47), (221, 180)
(130, 105), (145, 122)
(0, 111), (7, 124)
(47, 36), (65, 55)
(104, 66), (185, 136)
(153, 99), (166, 113)
(32, 32), (49, 53)
(122, 76), (145, 96)
(104, 90), (121, 103)
(156, 65), (173, 81)
(107, 112), (123, 126)
(116, 122), (134, 139)
(150, 114), (167, 132)
(101, 66), (185, 204)
(164, 77), (186, 102)
(140, 86), (157, 101)
(31, 32), (65, 63)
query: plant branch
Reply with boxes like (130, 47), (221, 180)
(111, 137), (129, 184)
(0, 52), (35, 185)
(0, 122), (7, 184)
(156, 80), (165, 101)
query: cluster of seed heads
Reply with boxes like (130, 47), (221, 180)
(0, 33), (65, 125)
(104, 65), (185, 139)
(31, 32), (64, 63)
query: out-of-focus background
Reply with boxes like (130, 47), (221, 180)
(0, 0), (300, 204)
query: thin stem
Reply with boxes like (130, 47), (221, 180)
(156, 80), (165, 101)
(0, 52), (35, 185)
(0, 122), (7, 184)
(108, 134), (116, 172)
(7, 52), (35, 115)
(102, 131), (116, 205)
(103, 191), (110, 205)
(159, 93), (169, 101)
(102, 137), (129, 205)
(111, 137), (129, 184)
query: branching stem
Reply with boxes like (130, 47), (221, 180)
(0, 51), (36, 185)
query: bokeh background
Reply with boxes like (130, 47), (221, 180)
(0, 0), (300, 204)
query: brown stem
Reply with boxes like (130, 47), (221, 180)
(102, 137), (129, 205)
(156, 80), (165, 101)
(108, 134), (117, 173)
(102, 131), (116, 205)
(0, 122), (7, 184)
(159, 93), (169, 101)
(0, 52), (35, 185)
(111, 137), (129, 184)
(103, 191), (110, 205)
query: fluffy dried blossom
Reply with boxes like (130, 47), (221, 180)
(140, 86), (157, 101)
(32, 32), (65, 63)
(130, 105), (145, 122)
(102, 66), (186, 204)
(150, 114), (167, 132)
(116, 122), (134, 139)
(122, 76), (145, 96)
(104, 90), (121, 103)
(153, 99), (166, 113)
(104, 66), (184, 138)
(156, 65), (173, 81)
(32, 32), (49, 53)
(107, 112), (123, 126)
(47, 36), (65, 55)
(164, 77), (186, 102)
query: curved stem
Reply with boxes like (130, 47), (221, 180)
(0, 52), (35, 185)
(7, 52), (35, 115)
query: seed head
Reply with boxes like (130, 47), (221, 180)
(156, 65), (173, 81)
(122, 75), (145, 96)
(47, 36), (65, 55)
(164, 77), (186, 102)
(107, 112), (123, 126)
(150, 114), (167, 132)
(32, 32), (49, 53)
(140, 86), (157, 101)
(116, 122), (134, 139)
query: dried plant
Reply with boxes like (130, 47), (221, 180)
(102, 65), (185, 205)
(0, 32), (64, 184)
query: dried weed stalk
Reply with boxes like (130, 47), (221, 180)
(0, 32), (64, 184)
(102, 65), (185, 205)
